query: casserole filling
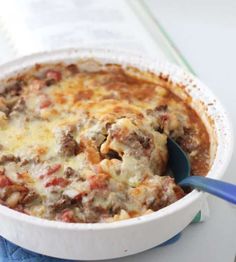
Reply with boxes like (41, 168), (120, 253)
(0, 61), (210, 223)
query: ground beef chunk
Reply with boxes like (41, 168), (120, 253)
(59, 132), (79, 157)
(135, 134), (151, 149)
(146, 105), (168, 116)
(146, 105), (168, 133)
(83, 209), (101, 223)
(20, 159), (29, 166)
(121, 132), (151, 151)
(12, 97), (25, 111)
(9, 97), (26, 116)
(0, 97), (10, 114)
(21, 191), (40, 205)
(3, 81), (23, 97)
(107, 192), (127, 214)
(50, 196), (73, 212)
(105, 149), (122, 160)
(19, 157), (41, 167)
(66, 64), (79, 75)
(177, 127), (199, 153)
(64, 167), (76, 178)
(0, 154), (21, 164)
(45, 79), (56, 86)
(155, 105), (168, 112)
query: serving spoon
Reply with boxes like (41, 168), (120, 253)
(167, 138), (236, 204)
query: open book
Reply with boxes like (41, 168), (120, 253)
(0, 0), (191, 71)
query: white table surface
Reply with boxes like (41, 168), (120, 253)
(112, 1), (236, 262)
(0, 1), (235, 261)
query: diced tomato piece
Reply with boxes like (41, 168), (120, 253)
(93, 165), (103, 174)
(73, 192), (86, 201)
(59, 210), (75, 223)
(88, 173), (109, 190)
(46, 70), (61, 81)
(160, 114), (169, 122)
(173, 186), (185, 199)
(45, 177), (69, 188)
(40, 164), (61, 179)
(40, 97), (52, 109)
(47, 164), (61, 176)
(0, 175), (12, 188)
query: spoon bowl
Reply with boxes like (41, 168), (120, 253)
(167, 138), (236, 204)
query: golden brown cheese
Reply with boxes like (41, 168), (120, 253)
(0, 61), (210, 223)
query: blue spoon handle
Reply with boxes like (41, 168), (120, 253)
(179, 176), (236, 204)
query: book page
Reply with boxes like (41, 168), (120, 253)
(0, 0), (167, 63)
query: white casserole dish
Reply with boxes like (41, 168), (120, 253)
(0, 48), (233, 260)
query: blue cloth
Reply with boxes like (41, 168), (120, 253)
(0, 234), (181, 261)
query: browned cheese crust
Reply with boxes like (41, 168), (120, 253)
(0, 60), (210, 223)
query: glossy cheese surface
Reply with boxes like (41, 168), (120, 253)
(0, 61), (210, 223)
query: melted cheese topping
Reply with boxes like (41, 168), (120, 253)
(0, 61), (210, 223)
